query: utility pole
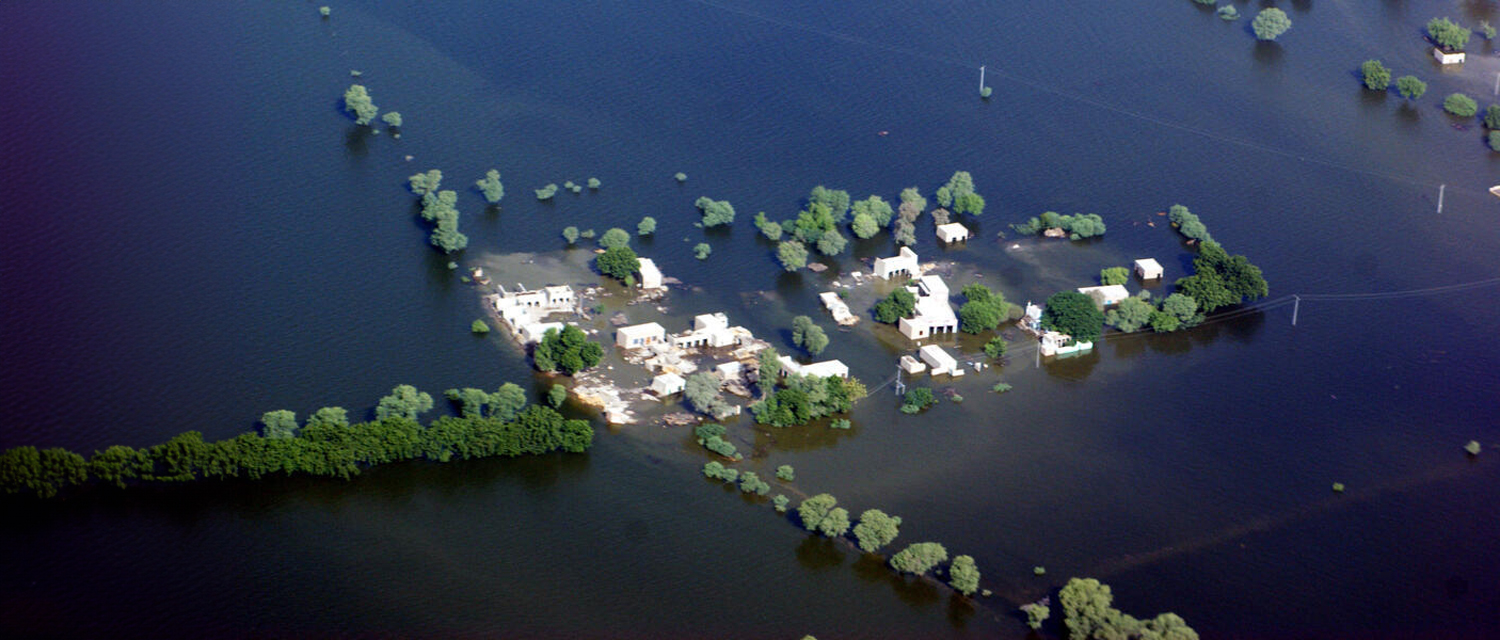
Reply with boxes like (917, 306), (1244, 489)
(894, 366), (905, 397)
(1437, 184), (1445, 214)
(979, 65), (985, 93)
(1291, 295), (1300, 326)
(1493, 71), (1499, 96)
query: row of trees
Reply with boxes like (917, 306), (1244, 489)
(764, 178), (967, 271)
(0, 385), (592, 499)
(1059, 578), (1198, 640)
(1167, 204), (1212, 243)
(798, 493), (982, 595)
(1105, 291), (1201, 333)
(1358, 60), (1429, 101)
(1013, 212), (1107, 240)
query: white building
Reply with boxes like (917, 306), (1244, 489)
(617, 322), (666, 348)
(1434, 48), (1465, 65)
(650, 372), (685, 396)
(1076, 284), (1131, 307)
(637, 257), (664, 290)
(671, 313), (741, 349)
(935, 222), (971, 244)
(898, 275), (959, 340)
(777, 355), (849, 379)
(819, 292), (858, 326)
(873, 246), (920, 280)
(1040, 331), (1093, 357)
(519, 321), (564, 344)
(899, 355), (927, 374)
(918, 344), (963, 377)
(1133, 258), (1164, 280)
(715, 361), (744, 382)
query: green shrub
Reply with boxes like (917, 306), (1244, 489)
(1100, 267), (1129, 285)
(1464, 440), (1482, 455)
(674, 172), (687, 182)
(1396, 76), (1427, 100)
(1444, 93), (1479, 117)
(776, 465), (795, 481)
(829, 418), (851, 430)
(1252, 8), (1291, 41)
(1217, 5), (1239, 21)
(1360, 60), (1391, 91)
(773, 494), (790, 512)
(587, 177), (601, 189)
(992, 383), (1013, 393)
(471, 319), (490, 334)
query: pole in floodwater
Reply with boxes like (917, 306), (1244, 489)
(1437, 184), (1445, 213)
(979, 65), (985, 93)
(1291, 295), (1300, 326)
(1493, 71), (1499, 96)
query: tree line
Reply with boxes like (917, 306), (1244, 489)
(0, 385), (592, 499)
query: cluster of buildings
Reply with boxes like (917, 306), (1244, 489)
(492, 283), (578, 343)
(1021, 257), (1167, 357)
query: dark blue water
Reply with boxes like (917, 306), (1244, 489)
(3, 1), (1499, 638)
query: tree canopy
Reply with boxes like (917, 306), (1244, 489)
(596, 246), (641, 281)
(792, 316), (830, 356)
(475, 169), (504, 204)
(534, 325), (604, 375)
(752, 374), (866, 428)
(1444, 93), (1479, 117)
(798, 493), (839, 532)
(851, 195), (895, 228)
(1104, 296), (1154, 333)
(874, 288), (917, 324)
(949, 555), (981, 596)
(1252, 8), (1291, 41)
(777, 240), (809, 271)
(1396, 76), (1427, 100)
(376, 385), (434, 422)
(1059, 578), (1199, 640)
(637, 217), (656, 236)
(1173, 241), (1268, 313)
(684, 372), (732, 418)
(852, 509), (902, 553)
(261, 410), (298, 440)
(1428, 17), (1472, 51)
(1167, 204), (1213, 243)
(342, 84), (378, 125)
(889, 542), (948, 575)
(1360, 60), (1391, 91)
(958, 283), (1010, 334)
(694, 197), (736, 227)
(409, 169), (443, 197)
(599, 228), (631, 250)
(1041, 291), (1105, 345)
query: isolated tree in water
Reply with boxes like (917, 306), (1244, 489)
(343, 84), (378, 125)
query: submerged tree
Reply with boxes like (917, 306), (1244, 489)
(695, 197), (736, 227)
(408, 169), (443, 197)
(637, 217), (656, 236)
(889, 542), (948, 575)
(599, 228), (631, 250)
(1041, 291), (1104, 345)
(375, 385), (434, 422)
(694, 243), (712, 260)
(475, 169), (504, 204)
(852, 509), (902, 553)
(343, 84), (378, 125)
(260, 410), (298, 440)
(949, 555), (981, 596)
(1396, 76), (1428, 100)
(1252, 8), (1291, 41)
(791, 315), (829, 356)
(1360, 60), (1391, 91)
(777, 240), (809, 271)
(1427, 17), (1472, 51)
(596, 246), (640, 281)
(1444, 93), (1479, 117)
(381, 111), (403, 128)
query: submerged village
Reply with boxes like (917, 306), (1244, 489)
(476, 185), (1244, 431)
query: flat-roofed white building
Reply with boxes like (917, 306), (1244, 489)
(637, 257), (664, 289)
(1434, 48), (1465, 65)
(898, 275), (958, 340)
(777, 355), (849, 379)
(874, 246), (919, 279)
(617, 322), (666, 348)
(1076, 284), (1131, 307)
(935, 222), (971, 243)
(899, 355), (927, 374)
(715, 361), (744, 381)
(650, 372), (685, 396)
(1040, 331), (1093, 357)
(1133, 258), (1164, 280)
(918, 344), (963, 376)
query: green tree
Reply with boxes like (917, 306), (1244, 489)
(816, 507), (851, 537)
(1105, 296), (1154, 333)
(1490, 130), (1500, 152)
(547, 384), (567, 408)
(319, 6), (331, 17)
(757, 347), (783, 396)
(535, 184), (558, 200)
(475, 169), (504, 204)
(754, 212), (783, 241)
(408, 169), (443, 197)
(808, 186), (851, 222)
(1023, 603), (1051, 630)
(694, 243), (712, 260)
(1175, 241), (1267, 313)
(1428, 17), (1471, 51)
(889, 542), (948, 575)
(307, 406), (349, 429)
(776, 464), (795, 481)
(596, 246), (641, 280)
(874, 288), (917, 324)
(685, 372), (732, 417)
(798, 493), (839, 532)
(958, 283), (1010, 334)
(1484, 105), (1500, 129)
(695, 197), (736, 227)
(777, 240), (809, 271)
(815, 229), (848, 256)
(1360, 60), (1391, 91)
(1217, 5), (1238, 21)
(445, 388), (492, 418)
(674, 172), (687, 182)
(1444, 93), (1479, 117)
(900, 387), (936, 414)
(599, 227), (631, 250)
(1161, 293), (1199, 324)
(562, 226), (580, 245)
(471, 319), (491, 334)
(261, 410), (298, 439)
(792, 316), (829, 356)
(1058, 578), (1199, 640)
(535, 326), (604, 375)
(376, 385), (434, 422)
(851, 212), (879, 239)
(935, 171), (975, 210)
(637, 217), (656, 236)
(852, 509), (903, 553)
(381, 112), (403, 128)
(1483, 20), (1497, 40)
(342, 84), (378, 125)
(984, 337), (1007, 359)
(489, 383), (528, 421)
(851, 195), (895, 227)
(1100, 267), (1130, 285)
(1252, 8), (1291, 41)
(773, 494), (790, 512)
(949, 555), (981, 596)
(1396, 76), (1428, 100)
(1041, 291), (1105, 344)
(587, 177), (601, 190)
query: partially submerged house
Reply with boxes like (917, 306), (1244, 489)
(819, 291), (859, 326)
(873, 246), (920, 280)
(1076, 284), (1131, 307)
(637, 257), (664, 290)
(1133, 258), (1164, 280)
(898, 355), (927, 374)
(1039, 331), (1093, 357)
(777, 355), (850, 379)
(1434, 48), (1465, 65)
(617, 322), (666, 348)
(649, 372), (686, 396)
(918, 344), (963, 376)
(935, 222), (971, 244)
(898, 275), (959, 340)
(670, 313), (746, 349)
(494, 283), (578, 343)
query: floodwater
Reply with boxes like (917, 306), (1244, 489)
(2, 1), (1498, 638)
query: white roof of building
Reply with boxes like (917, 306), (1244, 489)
(650, 372), (685, 394)
(800, 360), (849, 379)
(618, 322), (666, 338)
(936, 222), (969, 240)
(919, 344), (958, 367)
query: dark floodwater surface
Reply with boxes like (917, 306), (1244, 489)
(3, 1), (1499, 638)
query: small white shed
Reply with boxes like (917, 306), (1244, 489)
(1133, 258), (1164, 280)
(650, 372), (685, 396)
(935, 222), (971, 243)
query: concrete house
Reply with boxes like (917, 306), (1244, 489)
(874, 246), (919, 279)
(898, 275), (958, 340)
(637, 257), (664, 290)
(1434, 48), (1465, 65)
(918, 344), (963, 377)
(649, 372), (685, 396)
(617, 322), (666, 348)
(777, 355), (849, 379)
(1133, 258), (1164, 280)
(935, 222), (971, 244)
(671, 313), (740, 349)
